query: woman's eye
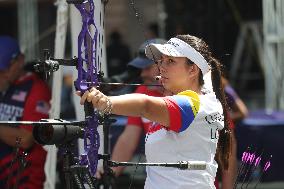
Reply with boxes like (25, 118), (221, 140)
(168, 59), (174, 64)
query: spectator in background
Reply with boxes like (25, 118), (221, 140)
(223, 77), (248, 122)
(0, 36), (51, 189)
(107, 31), (131, 76)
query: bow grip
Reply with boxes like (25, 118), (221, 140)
(84, 101), (95, 118)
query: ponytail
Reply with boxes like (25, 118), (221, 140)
(209, 57), (232, 170)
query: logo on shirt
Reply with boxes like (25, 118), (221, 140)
(11, 90), (27, 102)
(0, 103), (24, 121)
(211, 128), (219, 139)
(35, 101), (50, 115)
(204, 112), (223, 140)
(205, 112), (224, 124)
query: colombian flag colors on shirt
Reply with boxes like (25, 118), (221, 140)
(163, 90), (200, 133)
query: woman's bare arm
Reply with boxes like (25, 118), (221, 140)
(80, 88), (170, 127)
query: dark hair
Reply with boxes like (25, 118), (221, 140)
(176, 34), (232, 170)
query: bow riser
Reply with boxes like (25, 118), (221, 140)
(72, 0), (100, 177)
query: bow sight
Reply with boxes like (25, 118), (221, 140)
(33, 49), (78, 79)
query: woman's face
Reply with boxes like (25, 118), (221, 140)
(157, 55), (195, 94)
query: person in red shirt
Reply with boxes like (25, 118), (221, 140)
(0, 36), (51, 189)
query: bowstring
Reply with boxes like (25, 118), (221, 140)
(127, 1), (165, 189)
(103, 1), (164, 188)
(127, 1), (147, 188)
(128, 0), (166, 92)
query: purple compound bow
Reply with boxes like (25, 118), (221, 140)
(70, 0), (100, 177)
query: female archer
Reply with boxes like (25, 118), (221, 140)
(78, 34), (231, 189)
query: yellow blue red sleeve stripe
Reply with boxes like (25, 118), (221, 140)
(163, 90), (200, 132)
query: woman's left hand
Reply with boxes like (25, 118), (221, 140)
(77, 87), (109, 112)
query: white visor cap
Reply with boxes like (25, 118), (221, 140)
(145, 37), (210, 75)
